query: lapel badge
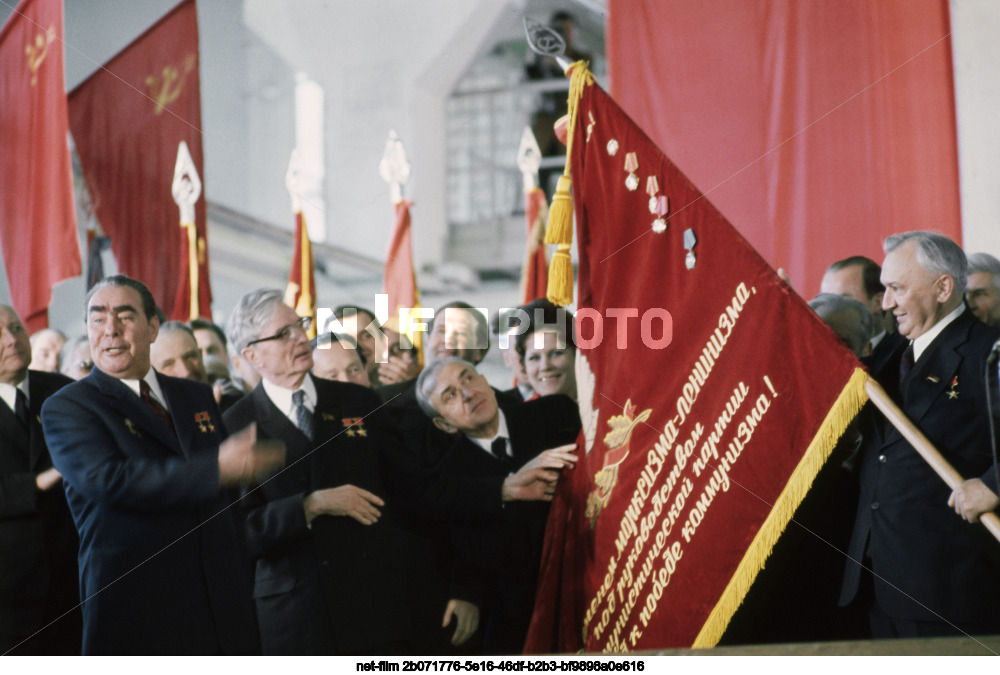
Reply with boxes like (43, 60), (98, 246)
(586, 110), (596, 142)
(321, 412), (337, 422)
(194, 411), (215, 433)
(926, 375), (940, 383)
(624, 152), (639, 191)
(124, 418), (143, 438)
(341, 417), (367, 438)
(946, 376), (959, 400)
(606, 139), (619, 156)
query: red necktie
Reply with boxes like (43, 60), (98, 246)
(140, 380), (175, 434)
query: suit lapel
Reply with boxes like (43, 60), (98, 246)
(90, 368), (183, 455)
(250, 384), (313, 462)
(0, 395), (30, 468)
(895, 313), (971, 432)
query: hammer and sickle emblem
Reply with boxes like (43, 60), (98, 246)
(24, 25), (56, 87)
(146, 53), (196, 114)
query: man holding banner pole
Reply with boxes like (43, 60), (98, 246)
(840, 231), (1000, 639)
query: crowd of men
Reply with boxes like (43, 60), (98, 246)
(1, 232), (999, 654)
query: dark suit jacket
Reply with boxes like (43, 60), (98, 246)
(41, 368), (258, 655)
(0, 370), (80, 654)
(436, 394), (581, 654)
(224, 376), (508, 655)
(840, 310), (1000, 626)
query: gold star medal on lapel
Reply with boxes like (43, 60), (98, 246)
(194, 411), (215, 433)
(946, 376), (959, 400)
(341, 417), (367, 437)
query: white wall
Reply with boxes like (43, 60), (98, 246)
(950, 0), (1000, 256)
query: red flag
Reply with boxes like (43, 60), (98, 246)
(524, 65), (867, 652)
(382, 199), (423, 363)
(607, 0), (959, 296)
(284, 210), (316, 338)
(68, 0), (211, 320)
(0, 0), (80, 332)
(521, 187), (549, 305)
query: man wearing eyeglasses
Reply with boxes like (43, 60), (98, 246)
(224, 288), (571, 655)
(40, 275), (285, 655)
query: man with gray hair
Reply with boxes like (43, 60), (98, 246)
(965, 251), (1000, 327)
(223, 289), (570, 655)
(808, 293), (874, 358)
(839, 231), (1000, 639)
(416, 356), (578, 654)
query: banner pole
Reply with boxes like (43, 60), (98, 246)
(865, 377), (1000, 543)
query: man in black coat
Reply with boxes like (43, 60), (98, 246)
(41, 276), (283, 655)
(416, 357), (579, 654)
(224, 290), (569, 655)
(839, 232), (1000, 638)
(0, 306), (79, 654)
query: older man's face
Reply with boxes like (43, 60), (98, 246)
(30, 329), (65, 373)
(193, 327), (227, 362)
(0, 306), (31, 385)
(966, 272), (1000, 327)
(151, 329), (207, 382)
(87, 285), (159, 380)
(881, 241), (953, 340)
(430, 361), (498, 437)
(244, 302), (313, 389)
(427, 308), (486, 364)
(820, 264), (882, 319)
(338, 311), (383, 365)
(312, 340), (370, 387)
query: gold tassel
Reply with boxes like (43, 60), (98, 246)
(544, 175), (574, 245)
(542, 61), (594, 305)
(691, 367), (871, 648)
(546, 245), (574, 306)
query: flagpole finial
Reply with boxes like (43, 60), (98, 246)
(379, 129), (410, 204)
(523, 16), (572, 72)
(517, 126), (542, 191)
(286, 149), (304, 213)
(172, 141), (201, 224)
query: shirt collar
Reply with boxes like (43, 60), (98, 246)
(122, 369), (169, 410)
(262, 373), (317, 418)
(912, 304), (965, 362)
(0, 372), (28, 413)
(468, 408), (510, 456)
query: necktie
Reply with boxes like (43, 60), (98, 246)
(140, 380), (174, 434)
(899, 343), (915, 387)
(491, 436), (510, 466)
(293, 390), (314, 441)
(14, 388), (30, 430)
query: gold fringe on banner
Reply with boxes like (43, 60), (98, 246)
(545, 61), (594, 307)
(691, 367), (871, 648)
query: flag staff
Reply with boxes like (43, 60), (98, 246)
(865, 376), (1000, 543)
(172, 141), (202, 320)
(285, 149), (317, 338)
(517, 126), (549, 305)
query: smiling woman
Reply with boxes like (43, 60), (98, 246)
(515, 299), (577, 401)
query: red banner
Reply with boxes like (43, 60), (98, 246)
(68, 0), (210, 320)
(524, 68), (866, 652)
(607, 0), (959, 296)
(383, 199), (422, 359)
(521, 187), (549, 305)
(285, 210), (316, 338)
(0, 0), (80, 332)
